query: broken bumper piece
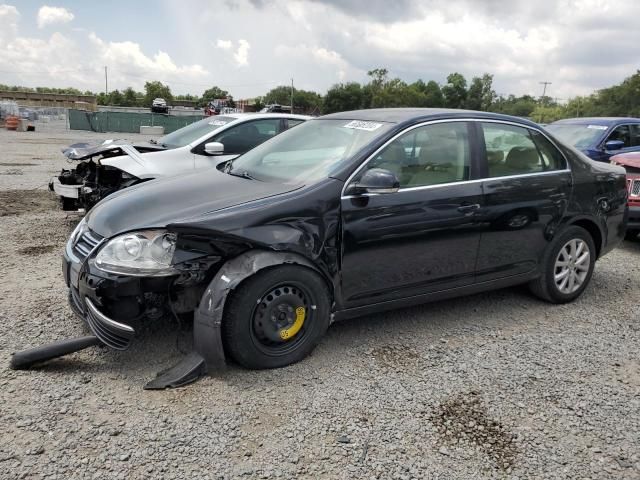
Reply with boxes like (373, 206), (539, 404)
(50, 176), (81, 199)
(82, 296), (135, 350)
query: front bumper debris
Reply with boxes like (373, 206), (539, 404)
(50, 176), (80, 199)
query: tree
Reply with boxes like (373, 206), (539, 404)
(108, 89), (124, 106)
(143, 81), (173, 106)
(263, 85), (322, 113)
(201, 86), (229, 106)
(122, 87), (138, 107)
(490, 94), (537, 117)
(441, 73), (467, 109)
(263, 85), (294, 106)
(323, 82), (365, 113)
(412, 80), (444, 107)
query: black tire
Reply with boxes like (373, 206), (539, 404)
(528, 225), (596, 304)
(625, 229), (639, 241)
(222, 265), (330, 369)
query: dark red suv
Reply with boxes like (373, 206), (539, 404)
(611, 152), (640, 239)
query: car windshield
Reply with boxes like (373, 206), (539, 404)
(228, 119), (393, 183)
(157, 116), (235, 148)
(545, 123), (608, 149)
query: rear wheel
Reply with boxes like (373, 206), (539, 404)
(529, 226), (596, 304)
(222, 265), (330, 369)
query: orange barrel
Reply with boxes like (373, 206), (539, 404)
(5, 116), (19, 130)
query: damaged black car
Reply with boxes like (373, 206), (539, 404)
(15, 108), (628, 387)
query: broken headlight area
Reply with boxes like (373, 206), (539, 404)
(57, 160), (141, 211)
(95, 230), (178, 276)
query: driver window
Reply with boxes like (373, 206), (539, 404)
(210, 119), (281, 155)
(607, 125), (631, 148)
(366, 122), (471, 188)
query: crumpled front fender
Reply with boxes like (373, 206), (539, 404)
(144, 249), (324, 389)
(193, 249), (324, 369)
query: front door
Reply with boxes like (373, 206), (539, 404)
(475, 122), (571, 282)
(340, 121), (483, 308)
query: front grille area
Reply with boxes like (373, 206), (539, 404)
(73, 229), (103, 261)
(85, 298), (135, 350)
(630, 178), (640, 197)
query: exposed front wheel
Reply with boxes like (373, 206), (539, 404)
(529, 226), (596, 304)
(222, 265), (330, 369)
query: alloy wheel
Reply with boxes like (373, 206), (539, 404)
(554, 238), (591, 294)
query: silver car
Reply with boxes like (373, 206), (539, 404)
(50, 113), (310, 210)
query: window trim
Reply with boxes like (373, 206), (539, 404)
(341, 118), (570, 198)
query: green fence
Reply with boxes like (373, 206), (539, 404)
(68, 109), (204, 134)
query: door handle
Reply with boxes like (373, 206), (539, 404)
(457, 203), (481, 213)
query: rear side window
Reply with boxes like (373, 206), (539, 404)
(286, 118), (305, 129)
(481, 123), (565, 177)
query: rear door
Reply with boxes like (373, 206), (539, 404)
(475, 122), (571, 282)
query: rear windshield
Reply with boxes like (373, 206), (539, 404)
(228, 119), (393, 184)
(545, 123), (607, 149)
(158, 116), (234, 148)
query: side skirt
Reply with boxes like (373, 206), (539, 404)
(333, 272), (539, 322)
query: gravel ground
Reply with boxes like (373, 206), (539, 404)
(1, 122), (639, 479)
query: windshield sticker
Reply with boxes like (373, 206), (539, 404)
(587, 125), (608, 130)
(208, 120), (228, 126)
(343, 120), (383, 131)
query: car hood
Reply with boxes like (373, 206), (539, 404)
(85, 167), (301, 238)
(611, 152), (640, 170)
(62, 139), (166, 161)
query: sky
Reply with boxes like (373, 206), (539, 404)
(1, 0), (639, 101)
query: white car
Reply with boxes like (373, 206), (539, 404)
(50, 113), (309, 210)
(151, 98), (168, 113)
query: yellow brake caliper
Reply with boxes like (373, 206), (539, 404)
(279, 306), (306, 340)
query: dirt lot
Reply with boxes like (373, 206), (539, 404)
(1, 123), (639, 479)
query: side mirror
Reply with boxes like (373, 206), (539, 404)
(604, 140), (625, 151)
(352, 168), (400, 194)
(204, 142), (224, 155)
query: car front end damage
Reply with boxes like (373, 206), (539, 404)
(46, 211), (334, 388)
(49, 141), (164, 210)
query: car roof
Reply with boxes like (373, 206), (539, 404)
(549, 117), (640, 125)
(319, 108), (542, 128)
(224, 112), (311, 121)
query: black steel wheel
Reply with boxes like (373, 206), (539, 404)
(222, 265), (330, 369)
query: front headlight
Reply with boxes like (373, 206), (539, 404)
(95, 230), (177, 276)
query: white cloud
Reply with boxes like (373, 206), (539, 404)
(234, 39), (250, 67)
(0, 11), (208, 94)
(37, 5), (74, 28)
(216, 39), (232, 50)
(215, 38), (251, 67)
(0, 4), (19, 44)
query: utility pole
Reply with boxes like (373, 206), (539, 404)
(290, 78), (294, 114)
(539, 81), (551, 102)
(104, 66), (108, 95)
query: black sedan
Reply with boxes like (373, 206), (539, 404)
(28, 109), (630, 386)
